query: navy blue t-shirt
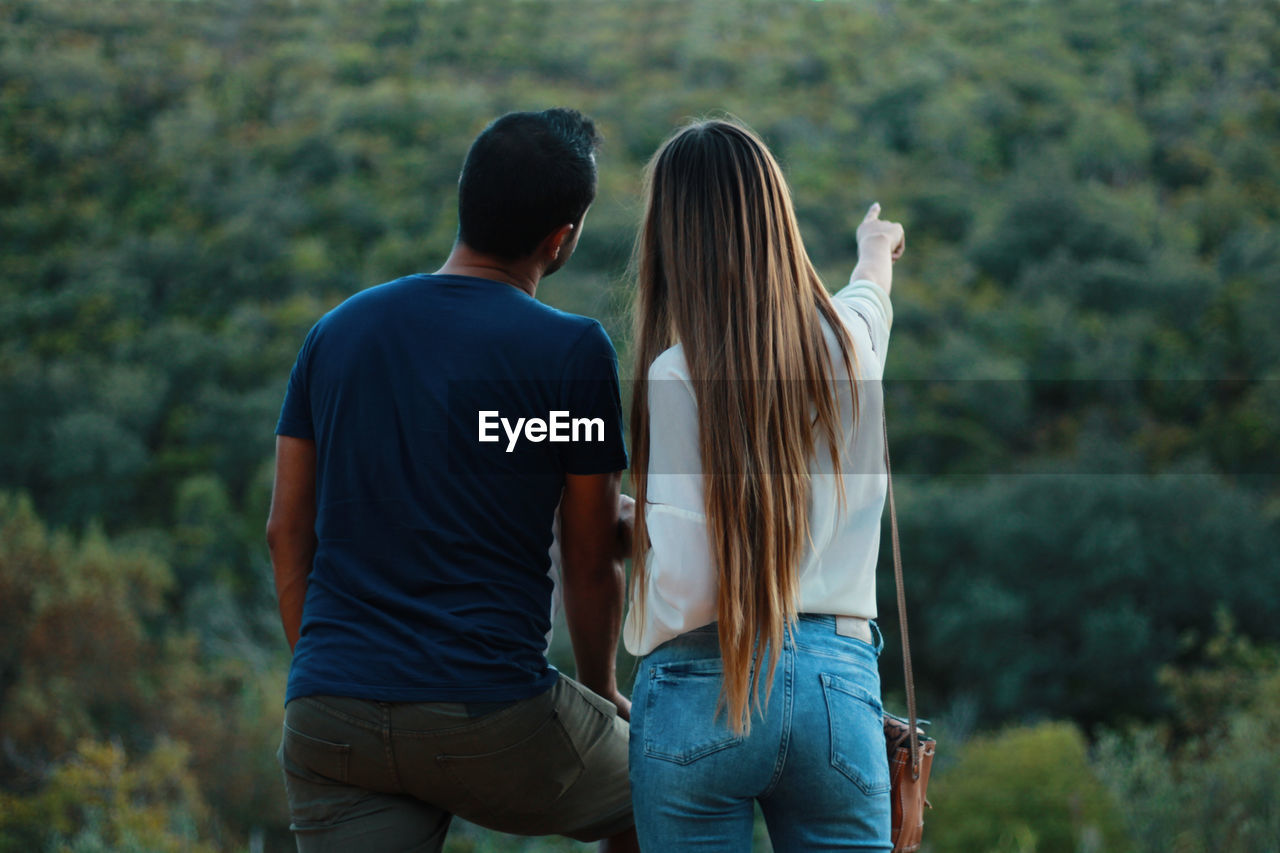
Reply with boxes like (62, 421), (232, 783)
(275, 273), (628, 704)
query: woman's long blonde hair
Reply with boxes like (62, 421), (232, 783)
(630, 119), (858, 734)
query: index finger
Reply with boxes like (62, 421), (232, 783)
(862, 202), (881, 224)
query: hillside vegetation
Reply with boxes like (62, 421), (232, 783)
(1, 1), (1278, 850)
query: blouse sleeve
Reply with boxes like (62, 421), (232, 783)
(833, 277), (893, 376)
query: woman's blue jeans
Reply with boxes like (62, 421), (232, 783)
(629, 615), (892, 852)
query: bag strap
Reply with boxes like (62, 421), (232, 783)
(881, 403), (922, 779)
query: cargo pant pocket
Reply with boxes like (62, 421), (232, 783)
(437, 709), (584, 823)
(281, 722), (352, 784)
(279, 721), (357, 831)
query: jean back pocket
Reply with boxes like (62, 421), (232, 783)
(820, 672), (891, 796)
(642, 658), (746, 765)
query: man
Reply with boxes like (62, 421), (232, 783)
(267, 108), (637, 852)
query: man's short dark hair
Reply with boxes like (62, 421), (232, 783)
(457, 108), (602, 261)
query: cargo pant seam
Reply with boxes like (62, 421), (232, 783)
(379, 703), (403, 790)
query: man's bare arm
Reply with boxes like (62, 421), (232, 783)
(559, 470), (630, 719)
(266, 435), (317, 652)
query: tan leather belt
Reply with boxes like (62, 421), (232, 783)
(835, 615), (873, 644)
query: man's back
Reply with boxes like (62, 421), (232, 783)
(269, 108), (638, 853)
(276, 273), (627, 704)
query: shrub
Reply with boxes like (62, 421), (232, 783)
(1094, 625), (1280, 852)
(925, 722), (1132, 853)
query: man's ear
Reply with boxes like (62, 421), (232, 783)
(541, 222), (576, 262)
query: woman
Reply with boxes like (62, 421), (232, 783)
(624, 119), (905, 851)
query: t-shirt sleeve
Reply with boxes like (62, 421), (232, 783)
(557, 321), (629, 475)
(275, 324), (319, 440)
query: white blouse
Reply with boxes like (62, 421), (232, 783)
(623, 276), (893, 657)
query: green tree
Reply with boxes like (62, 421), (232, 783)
(886, 474), (1280, 726)
(0, 494), (172, 777)
(0, 739), (219, 853)
(1094, 620), (1280, 852)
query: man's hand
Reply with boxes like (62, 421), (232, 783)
(600, 687), (632, 722)
(267, 436), (318, 652)
(615, 493), (635, 562)
(852, 202), (906, 295)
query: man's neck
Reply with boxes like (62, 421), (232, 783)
(435, 243), (541, 297)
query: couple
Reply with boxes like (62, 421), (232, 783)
(268, 108), (905, 852)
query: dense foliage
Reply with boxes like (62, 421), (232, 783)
(2, 0), (1278, 849)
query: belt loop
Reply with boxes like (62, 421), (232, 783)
(870, 620), (884, 657)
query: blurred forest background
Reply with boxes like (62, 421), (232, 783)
(2, 0), (1279, 850)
